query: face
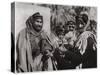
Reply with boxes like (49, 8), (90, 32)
(58, 34), (64, 40)
(76, 19), (85, 33)
(78, 23), (85, 33)
(68, 24), (75, 31)
(32, 18), (43, 32)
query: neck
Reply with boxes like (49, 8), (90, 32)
(27, 27), (42, 36)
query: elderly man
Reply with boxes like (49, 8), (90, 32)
(53, 25), (81, 70)
(64, 21), (77, 49)
(16, 12), (54, 72)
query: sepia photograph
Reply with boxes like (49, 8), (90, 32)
(11, 2), (97, 73)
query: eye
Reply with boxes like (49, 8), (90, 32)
(40, 21), (42, 23)
(36, 20), (39, 22)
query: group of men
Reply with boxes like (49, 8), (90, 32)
(16, 12), (97, 72)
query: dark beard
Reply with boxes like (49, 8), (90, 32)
(32, 25), (42, 32)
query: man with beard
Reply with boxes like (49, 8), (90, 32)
(16, 12), (54, 72)
(64, 21), (77, 50)
(53, 25), (81, 70)
(75, 13), (97, 68)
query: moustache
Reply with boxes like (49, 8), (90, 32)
(36, 25), (42, 28)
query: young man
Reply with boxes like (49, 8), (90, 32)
(16, 12), (53, 72)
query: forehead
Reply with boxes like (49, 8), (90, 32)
(35, 18), (42, 20)
(34, 17), (43, 21)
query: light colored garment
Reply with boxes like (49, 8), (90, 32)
(16, 28), (53, 72)
(16, 13), (57, 72)
(75, 31), (96, 55)
(64, 31), (77, 46)
(16, 29), (34, 72)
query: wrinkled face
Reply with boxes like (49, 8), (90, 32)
(32, 18), (43, 32)
(68, 24), (75, 31)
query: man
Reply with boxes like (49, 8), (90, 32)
(16, 12), (54, 72)
(64, 21), (77, 50)
(75, 13), (97, 68)
(53, 25), (81, 70)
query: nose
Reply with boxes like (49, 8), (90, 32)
(35, 21), (43, 27)
(38, 22), (42, 26)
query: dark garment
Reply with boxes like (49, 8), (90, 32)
(82, 37), (97, 68)
(54, 48), (82, 70)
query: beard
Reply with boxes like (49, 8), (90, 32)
(32, 25), (42, 32)
(36, 26), (42, 32)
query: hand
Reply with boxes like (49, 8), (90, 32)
(59, 46), (67, 52)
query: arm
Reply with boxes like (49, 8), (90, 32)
(16, 31), (28, 72)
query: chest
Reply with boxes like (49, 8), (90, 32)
(29, 34), (42, 50)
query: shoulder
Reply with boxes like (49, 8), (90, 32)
(18, 28), (27, 38)
(41, 30), (48, 39)
(19, 28), (26, 36)
(17, 28), (27, 42)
